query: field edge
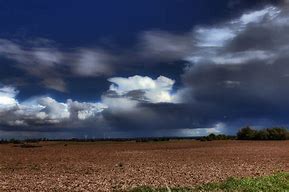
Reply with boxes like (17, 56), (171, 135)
(127, 172), (289, 192)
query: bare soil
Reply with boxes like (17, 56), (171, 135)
(1, 140), (289, 191)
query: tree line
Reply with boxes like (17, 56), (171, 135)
(237, 127), (289, 140)
(200, 127), (289, 141)
(1, 127), (289, 144)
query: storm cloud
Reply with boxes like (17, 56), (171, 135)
(104, 3), (289, 134)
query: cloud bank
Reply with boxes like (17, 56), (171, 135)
(0, 75), (182, 134)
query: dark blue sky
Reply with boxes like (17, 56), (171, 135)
(0, 0), (286, 139)
(0, 0), (268, 101)
(0, 0), (265, 45)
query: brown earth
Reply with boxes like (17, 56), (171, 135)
(1, 140), (289, 191)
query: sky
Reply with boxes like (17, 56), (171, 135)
(0, 0), (288, 139)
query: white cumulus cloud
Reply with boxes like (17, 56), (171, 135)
(108, 75), (177, 103)
(0, 86), (18, 107)
(0, 85), (107, 128)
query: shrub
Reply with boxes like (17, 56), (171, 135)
(199, 134), (235, 141)
(9, 139), (22, 144)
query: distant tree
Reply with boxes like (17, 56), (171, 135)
(255, 129), (269, 140)
(237, 127), (258, 140)
(267, 127), (289, 140)
(206, 134), (217, 141)
(237, 127), (289, 140)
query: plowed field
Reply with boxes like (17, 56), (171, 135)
(1, 140), (289, 191)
